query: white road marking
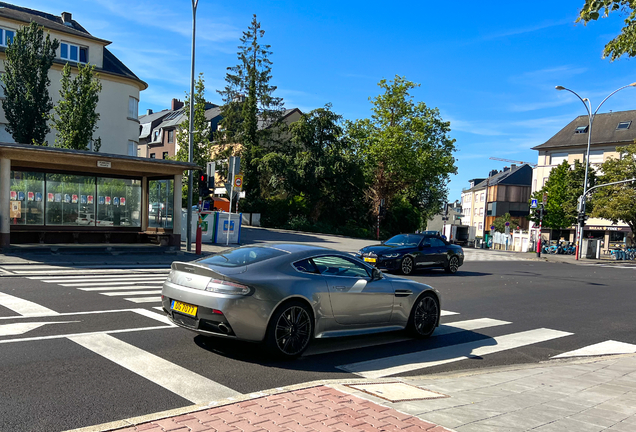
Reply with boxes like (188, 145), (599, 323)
(131, 308), (173, 326)
(338, 328), (573, 378)
(125, 297), (161, 303)
(441, 310), (459, 316)
(153, 306), (163, 311)
(0, 308), (165, 321)
(305, 318), (509, 356)
(16, 268), (169, 275)
(68, 333), (241, 403)
(0, 325), (172, 344)
(102, 290), (162, 296)
(552, 340), (636, 358)
(0, 321), (78, 336)
(58, 279), (166, 286)
(31, 274), (169, 282)
(0, 292), (60, 317)
(79, 286), (164, 291)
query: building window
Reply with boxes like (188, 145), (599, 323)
(167, 130), (174, 143)
(617, 121), (631, 130)
(533, 179), (537, 192)
(128, 141), (137, 156)
(162, 151), (169, 159)
(478, 222), (483, 231)
(480, 192), (485, 202)
(60, 42), (88, 63)
(128, 97), (138, 120)
(574, 125), (588, 134)
(150, 153), (156, 159)
(0, 27), (15, 47)
(153, 130), (159, 142)
(543, 177), (548, 187)
(479, 208), (484, 217)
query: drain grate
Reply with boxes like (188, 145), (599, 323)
(345, 382), (448, 402)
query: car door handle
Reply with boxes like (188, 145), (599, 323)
(395, 289), (413, 297)
(334, 286), (347, 291)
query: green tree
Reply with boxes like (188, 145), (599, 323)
(590, 144), (636, 234)
(217, 14), (284, 201)
(50, 63), (102, 151)
(1, 22), (59, 145)
(492, 212), (519, 233)
(174, 73), (212, 206)
(528, 160), (595, 229)
(259, 105), (369, 225)
(347, 75), (457, 224)
(577, 1), (636, 60)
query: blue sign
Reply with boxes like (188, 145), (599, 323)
(223, 220), (235, 232)
(530, 198), (538, 209)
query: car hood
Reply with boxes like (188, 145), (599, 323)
(360, 244), (411, 255)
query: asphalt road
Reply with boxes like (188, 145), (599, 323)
(1, 259), (635, 431)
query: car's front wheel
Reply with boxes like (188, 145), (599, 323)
(445, 256), (460, 274)
(400, 256), (414, 275)
(265, 301), (313, 359)
(407, 292), (439, 338)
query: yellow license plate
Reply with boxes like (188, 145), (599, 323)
(171, 300), (198, 317)
(364, 257), (376, 263)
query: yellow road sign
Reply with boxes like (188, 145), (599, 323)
(234, 174), (243, 191)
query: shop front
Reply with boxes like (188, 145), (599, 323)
(583, 225), (634, 252)
(0, 143), (197, 248)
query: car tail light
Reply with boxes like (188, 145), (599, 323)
(205, 279), (250, 295)
(211, 309), (223, 315)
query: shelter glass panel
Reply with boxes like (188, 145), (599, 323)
(96, 177), (142, 227)
(149, 179), (174, 229)
(10, 171), (44, 225)
(45, 174), (96, 226)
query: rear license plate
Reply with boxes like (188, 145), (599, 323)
(171, 300), (197, 317)
(364, 257), (376, 263)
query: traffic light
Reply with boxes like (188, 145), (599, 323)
(577, 213), (588, 224)
(379, 205), (387, 217)
(198, 171), (211, 198)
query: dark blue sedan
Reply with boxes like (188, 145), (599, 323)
(356, 233), (464, 276)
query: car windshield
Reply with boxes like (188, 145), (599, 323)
(198, 246), (287, 268)
(384, 234), (422, 247)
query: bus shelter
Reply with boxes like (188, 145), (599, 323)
(0, 142), (198, 249)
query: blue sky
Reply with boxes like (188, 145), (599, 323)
(21, 0), (636, 200)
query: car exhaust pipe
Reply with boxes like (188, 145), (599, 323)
(217, 323), (230, 334)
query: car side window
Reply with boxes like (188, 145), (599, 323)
(293, 259), (319, 274)
(312, 256), (370, 278)
(430, 238), (446, 248)
(420, 237), (432, 247)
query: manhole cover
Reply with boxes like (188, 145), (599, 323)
(345, 382), (448, 402)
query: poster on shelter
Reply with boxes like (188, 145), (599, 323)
(55, 193), (62, 203)
(113, 197), (120, 206)
(10, 201), (21, 218)
(80, 195), (87, 204)
(18, 191), (24, 201)
(87, 195), (93, 204)
(72, 194), (78, 204)
(27, 192), (34, 201)
(120, 197), (126, 206)
(35, 192), (42, 202)
(10, 191), (16, 200)
(47, 193), (54, 202)
(64, 194), (71, 203)
(98, 196), (105, 205)
(105, 196), (111, 205)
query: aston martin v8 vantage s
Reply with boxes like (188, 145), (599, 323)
(161, 243), (441, 358)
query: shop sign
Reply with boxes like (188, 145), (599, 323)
(97, 161), (111, 168)
(584, 226), (629, 231)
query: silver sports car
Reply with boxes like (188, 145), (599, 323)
(161, 243), (441, 358)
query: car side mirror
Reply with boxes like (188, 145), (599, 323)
(372, 268), (383, 281)
(418, 244), (424, 250)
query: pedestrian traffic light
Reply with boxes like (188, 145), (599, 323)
(379, 205), (386, 217)
(577, 213), (588, 224)
(198, 171), (211, 198)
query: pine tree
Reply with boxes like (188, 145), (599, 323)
(50, 63), (102, 151)
(217, 14), (284, 200)
(1, 22), (59, 145)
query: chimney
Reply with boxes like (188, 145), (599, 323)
(511, 164), (516, 169)
(171, 98), (184, 111)
(503, 166), (510, 172)
(146, 109), (153, 115)
(488, 169), (498, 177)
(61, 12), (72, 24)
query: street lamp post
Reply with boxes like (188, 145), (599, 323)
(555, 83), (636, 260)
(186, 0), (199, 252)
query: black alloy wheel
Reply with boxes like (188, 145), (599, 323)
(407, 293), (439, 338)
(401, 256), (414, 275)
(266, 301), (313, 358)
(445, 256), (460, 274)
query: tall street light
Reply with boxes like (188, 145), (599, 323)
(186, 0), (199, 252)
(555, 83), (636, 260)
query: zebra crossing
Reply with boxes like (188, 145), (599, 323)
(28, 271), (170, 306)
(1, 264), (171, 276)
(463, 249), (531, 261)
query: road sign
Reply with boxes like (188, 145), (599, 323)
(505, 221), (510, 226)
(234, 174), (243, 191)
(490, 225), (495, 230)
(542, 193), (548, 205)
(531, 198), (538, 209)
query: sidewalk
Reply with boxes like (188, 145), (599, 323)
(68, 353), (636, 432)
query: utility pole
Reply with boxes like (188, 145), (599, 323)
(186, 0), (199, 252)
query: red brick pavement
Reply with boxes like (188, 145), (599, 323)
(114, 386), (452, 432)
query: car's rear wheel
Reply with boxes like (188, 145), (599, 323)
(266, 301), (313, 359)
(407, 292), (439, 338)
(445, 256), (460, 274)
(401, 256), (414, 275)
